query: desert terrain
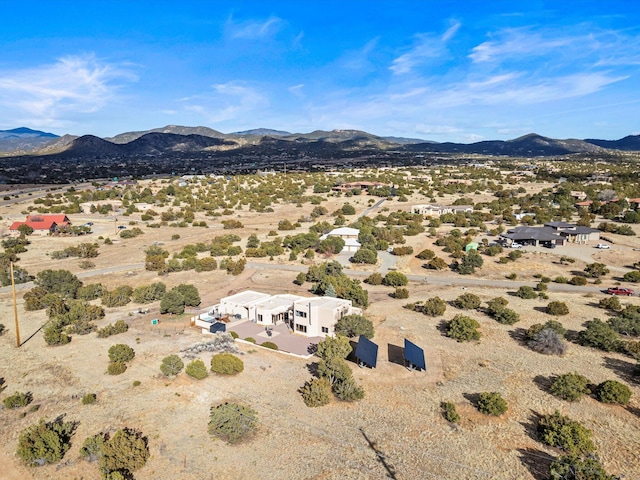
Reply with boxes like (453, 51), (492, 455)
(1, 173), (639, 479)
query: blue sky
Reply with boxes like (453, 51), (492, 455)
(1, 1), (639, 142)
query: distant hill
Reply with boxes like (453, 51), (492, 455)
(405, 133), (605, 156)
(584, 134), (640, 151)
(0, 127), (59, 153)
(2, 124), (640, 160)
(58, 132), (237, 158)
(233, 128), (291, 136)
(106, 125), (228, 144)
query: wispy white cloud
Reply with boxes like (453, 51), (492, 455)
(390, 34), (448, 75)
(288, 84), (304, 97)
(0, 54), (136, 123)
(181, 81), (268, 123)
(390, 21), (460, 75)
(226, 15), (284, 40)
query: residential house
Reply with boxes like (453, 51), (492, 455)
(411, 204), (474, 216)
(9, 214), (71, 235)
(500, 222), (600, 247)
(319, 227), (361, 252)
(192, 290), (361, 338)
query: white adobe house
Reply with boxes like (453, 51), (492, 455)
(319, 226), (361, 253)
(411, 204), (473, 216)
(193, 290), (361, 338)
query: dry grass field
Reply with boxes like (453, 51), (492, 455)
(1, 177), (639, 479)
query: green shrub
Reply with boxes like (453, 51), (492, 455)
(208, 402), (258, 444)
(185, 359), (209, 380)
(598, 296), (622, 312)
(300, 377), (332, 407)
(446, 315), (481, 342)
(595, 380), (632, 405)
(334, 314), (374, 339)
(492, 307), (520, 325)
(441, 401), (460, 423)
(244, 337), (256, 344)
(569, 276), (587, 286)
(394, 287), (409, 299)
(550, 373), (591, 402)
(623, 271), (640, 282)
(547, 301), (569, 316)
(132, 380), (141, 387)
(383, 271), (408, 287)
(3, 391), (32, 409)
(81, 393), (97, 405)
(228, 331), (239, 339)
(506, 273), (517, 280)
(364, 272), (383, 285)
(549, 455), (616, 480)
(421, 297), (447, 316)
(333, 377), (365, 401)
(16, 417), (77, 466)
(107, 361), (127, 375)
(210, 353), (244, 375)
(578, 319), (620, 352)
(99, 428), (150, 477)
(537, 411), (595, 455)
(477, 392), (507, 416)
(452, 293), (481, 310)
(108, 344), (135, 363)
(554, 276), (568, 284)
(261, 341), (278, 350)
(96, 320), (129, 338)
(160, 354), (184, 377)
(416, 249), (435, 260)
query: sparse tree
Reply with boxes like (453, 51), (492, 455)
(99, 428), (150, 478)
(334, 314), (374, 339)
(300, 377), (332, 407)
(160, 355), (184, 377)
(208, 402), (258, 443)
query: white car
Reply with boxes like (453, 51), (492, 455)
(509, 243), (523, 249)
(596, 243), (610, 249)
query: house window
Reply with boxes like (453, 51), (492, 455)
(295, 310), (307, 318)
(295, 324), (307, 333)
(257, 314), (263, 322)
(321, 327), (329, 334)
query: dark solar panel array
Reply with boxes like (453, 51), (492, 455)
(404, 339), (426, 371)
(355, 335), (378, 368)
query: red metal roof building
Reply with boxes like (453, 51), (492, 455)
(9, 214), (71, 234)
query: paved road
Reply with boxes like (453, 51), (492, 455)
(357, 198), (386, 219)
(1, 258), (618, 298)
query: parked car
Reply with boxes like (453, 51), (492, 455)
(607, 287), (634, 296)
(117, 225), (127, 230)
(509, 243), (523, 249)
(596, 243), (610, 249)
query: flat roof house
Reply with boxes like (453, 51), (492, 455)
(193, 290), (361, 338)
(411, 204), (474, 216)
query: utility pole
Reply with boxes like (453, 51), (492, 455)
(11, 263), (20, 347)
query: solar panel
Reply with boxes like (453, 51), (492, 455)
(355, 335), (378, 368)
(404, 339), (426, 371)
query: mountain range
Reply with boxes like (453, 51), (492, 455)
(1, 125), (639, 159)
